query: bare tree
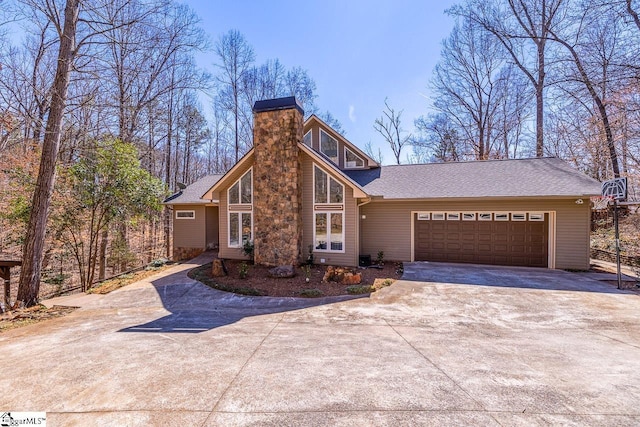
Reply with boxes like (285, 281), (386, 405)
(453, 0), (565, 157)
(364, 141), (384, 164)
(214, 29), (254, 163)
(546, 5), (622, 177)
(374, 98), (411, 165)
(429, 17), (529, 160)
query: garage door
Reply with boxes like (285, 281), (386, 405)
(414, 212), (548, 267)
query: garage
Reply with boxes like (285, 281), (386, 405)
(414, 212), (549, 267)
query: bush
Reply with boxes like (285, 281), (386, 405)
(346, 284), (373, 294)
(241, 240), (254, 261)
(299, 288), (323, 298)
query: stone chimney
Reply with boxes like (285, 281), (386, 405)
(252, 97), (304, 267)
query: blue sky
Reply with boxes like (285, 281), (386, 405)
(187, 0), (459, 164)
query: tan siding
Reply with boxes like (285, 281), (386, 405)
(205, 206), (219, 248)
(360, 199), (591, 270)
(218, 161), (254, 260)
(301, 153), (358, 266)
(172, 205), (206, 249)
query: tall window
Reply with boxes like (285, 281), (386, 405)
(320, 129), (338, 163)
(228, 169), (252, 248)
(313, 165), (344, 252)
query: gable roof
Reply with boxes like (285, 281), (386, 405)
(304, 114), (380, 168)
(298, 143), (368, 198)
(163, 174), (223, 205)
(201, 149), (255, 200)
(345, 157), (601, 200)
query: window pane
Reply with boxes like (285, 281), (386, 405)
(241, 213), (252, 244)
(229, 213), (239, 247)
(315, 213), (327, 250)
(303, 130), (312, 146)
(314, 166), (327, 204)
(329, 177), (343, 203)
(240, 170), (252, 204)
(345, 148), (364, 167)
(320, 131), (338, 162)
(229, 182), (239, 204)
(330, 213), (343, 251)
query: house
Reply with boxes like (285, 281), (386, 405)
(164, 96), (602, 270)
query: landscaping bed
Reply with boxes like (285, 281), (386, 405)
(189, 259), (403, 297)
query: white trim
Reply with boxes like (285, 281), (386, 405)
(298, 143), (368, 198)
(175, 210), (195, 219)
(201, 149), (254, 200)
(319, 129), (339, 164)
(304, 114), (380, 167)
(511, 212), (526, 221)
(462, 212), (476, 221)
(313, 163), (345, 205)
(314, 211), (346, 253)
(228, 211), (253, 249)
(548, 211), (556, 269)
(494, 212), (509, 221)
(344, 146), (365, 169)
(227, 168), (254, 248)
(529, 212), (545, 221)
(227, 167), (253, 206)
(303, 129), (312, 146)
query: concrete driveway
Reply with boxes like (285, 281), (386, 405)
(1, 254), (640, 426)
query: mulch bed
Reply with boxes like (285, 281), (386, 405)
(189, 260), (403, 297)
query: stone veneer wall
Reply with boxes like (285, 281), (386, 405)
(252, 105), (304, 266)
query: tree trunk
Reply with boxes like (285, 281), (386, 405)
(17, 0), (80, 307)
(98, 228), (108, 281)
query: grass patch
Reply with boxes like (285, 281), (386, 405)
(299, 288), (323, 298)
(188, 263), (267, 296)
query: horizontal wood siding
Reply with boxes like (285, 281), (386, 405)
(302, 153), (358, 266)
(172, 205), (206, 249)
(360, 199), (591, 269)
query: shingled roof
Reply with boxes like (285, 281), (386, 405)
(163, 174), (223, 205)
(345, 157), (601, 199)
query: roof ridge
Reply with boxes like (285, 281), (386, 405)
(379, 157), (559, 168)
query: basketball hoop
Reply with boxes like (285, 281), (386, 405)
(593, 196), (613, 210)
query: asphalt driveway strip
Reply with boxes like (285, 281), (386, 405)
(1, 254), (639, 426)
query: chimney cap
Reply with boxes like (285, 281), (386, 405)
(253, 96), (304, 115)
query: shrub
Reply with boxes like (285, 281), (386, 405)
(346, 284), (373, 294)
(241, 240), (254, 261)
(376, 251), (385, 266)
(238, 261), (249, 279)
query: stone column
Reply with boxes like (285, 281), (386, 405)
(252, 97), (304, 267)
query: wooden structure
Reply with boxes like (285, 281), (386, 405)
(0, 259), (21, 312)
